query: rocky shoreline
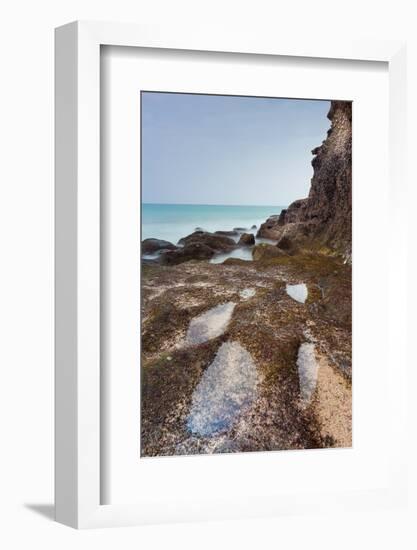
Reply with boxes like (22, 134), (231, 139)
(140, 100), (352, 457)
(141, 226), (272, 266)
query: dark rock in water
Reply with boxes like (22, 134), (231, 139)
(252, 243), (287, 261)
(215, 230), (238, 237)
(178, 231), (236, 252)
(142, 238), (177, 255)
(233, 227), (247, 232)
(251, 225), (257, 229)
(158, 231), (237, 265)
(238, 232), (255, 246)
(160, 243), (215, 265)
(257, 101), (352, 260)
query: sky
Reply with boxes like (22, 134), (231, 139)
(141, 92), (330, 207)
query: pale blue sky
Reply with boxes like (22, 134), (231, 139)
(141, 92), (330, 206)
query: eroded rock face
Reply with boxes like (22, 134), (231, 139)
(257, 101), (352, 259)
(277, 235), (297, 254)
(256, 215), (280, 239)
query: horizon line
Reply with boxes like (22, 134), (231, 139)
(142, 202), (286, 208)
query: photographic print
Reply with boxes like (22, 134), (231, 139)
(140, 92), (352, 457)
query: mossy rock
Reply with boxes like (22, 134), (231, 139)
(253, 251), (346, 276)
(142, 301), (190, 353)
(252, 243), (287, 261)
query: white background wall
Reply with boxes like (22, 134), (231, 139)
(0, 0), (416, 548)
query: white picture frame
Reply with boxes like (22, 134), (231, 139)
(55, 21), (407, 529)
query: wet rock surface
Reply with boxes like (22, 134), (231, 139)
(141, 253), (352, 456)
(142, 238), (178, 254)
(178, 231), (236, 251)
(157, 231), (242, 265)
(238, 232), (256, 246)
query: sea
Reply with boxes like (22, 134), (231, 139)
(142, 203), (284, 245)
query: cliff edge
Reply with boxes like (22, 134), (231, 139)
(257, 100), (352, 260)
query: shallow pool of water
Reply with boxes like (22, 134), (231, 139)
(239, 288), (256, 299)
(286, 283), (308, 303)
(185, 302), (236, 345)
(187, 341), (258, 436)
(210, 237), (278, 264)
(296, 342), (319, 406)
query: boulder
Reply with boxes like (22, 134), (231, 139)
(178, 231), (236, 252)
(250, 225), (257, 229)
(252, 243), (287, 261)
(238, 232), (255, 246)
(142, 238), (177, 255)
(160, 243), (215, 265)
(233, 227), (247, 232)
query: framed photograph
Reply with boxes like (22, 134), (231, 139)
(55, 21), (407, 528)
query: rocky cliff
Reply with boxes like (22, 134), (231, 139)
(257, 101), (352, 260)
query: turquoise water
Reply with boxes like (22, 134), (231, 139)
(142, 203), (284, 245)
